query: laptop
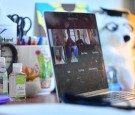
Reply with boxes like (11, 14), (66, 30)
(44, 11), (135, 105)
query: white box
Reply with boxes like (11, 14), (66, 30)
(0, 14), (17, 44)
(0, 25), (17, 44)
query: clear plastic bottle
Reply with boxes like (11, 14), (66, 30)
(9, 63), (26, 101)
(0, 57), (8, 95)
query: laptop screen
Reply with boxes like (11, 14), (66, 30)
(44, 12), (108, 96)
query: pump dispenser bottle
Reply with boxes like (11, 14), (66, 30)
(9, 63), (26, 101)
(0, 57), (8, 95)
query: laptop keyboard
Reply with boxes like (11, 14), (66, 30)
(100, 91), (135, 103)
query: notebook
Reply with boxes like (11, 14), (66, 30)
(44, 12), (135, 104)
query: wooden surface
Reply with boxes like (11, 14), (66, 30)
(7, 93), (58, 104)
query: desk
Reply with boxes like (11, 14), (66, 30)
(7, 93), (58, 104)
(1, 93), (135, 115)
(0, 102), (134, 115)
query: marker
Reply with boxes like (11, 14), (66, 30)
(32, 36), (37, 45)
(28, 37), (31, 45)
(41, 37), (46, 45)
(37, 36), (42, 45)
(23, 36), (29, 45)
(21, 38), (25, 45)
(17, 38), (21, 45)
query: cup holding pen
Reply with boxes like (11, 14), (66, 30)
(16, 45), (55, 95)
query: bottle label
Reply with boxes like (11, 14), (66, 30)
(16, 75), (26, 98)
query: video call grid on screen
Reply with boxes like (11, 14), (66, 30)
(44, 12), (108, 95)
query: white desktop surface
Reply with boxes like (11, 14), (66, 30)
(0, 103), (135, 115)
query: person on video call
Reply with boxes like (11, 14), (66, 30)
(53, 33), (61, 46)
(65, 29), (75, 58)
(71, 47), (78, 63)
(76, 30), (84, 46)
(66, 29), (75, 46)
(55, 49), (65, 64)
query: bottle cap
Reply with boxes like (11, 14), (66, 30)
(13, 63), (22, 73)
(0, 57), (6, 67)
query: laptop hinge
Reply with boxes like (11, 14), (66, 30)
(78, 89), (108, 97)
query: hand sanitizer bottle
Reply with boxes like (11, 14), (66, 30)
(9, 63), (26, 101)
(0, 57), (8, 95)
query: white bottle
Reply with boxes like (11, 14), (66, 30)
(9, 63), (26, 101)
(0, 57), (8, 95)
